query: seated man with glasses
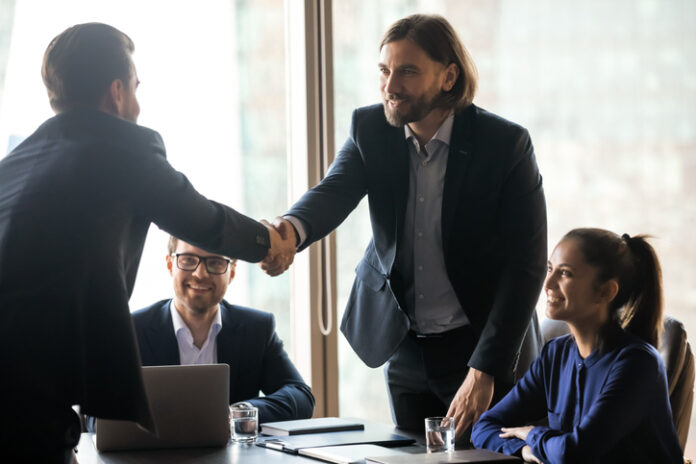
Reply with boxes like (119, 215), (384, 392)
(131, 235), (315, 423)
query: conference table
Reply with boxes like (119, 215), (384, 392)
(74, 420), (519, 464)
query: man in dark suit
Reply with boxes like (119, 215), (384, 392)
(131, 236), (314, 423)
(268, 14), (547, 439)
(0, 23), (294, 463)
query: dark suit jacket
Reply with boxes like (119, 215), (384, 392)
(287, 104), (547, 381)
(132, 299), (315, 423)
(0, 109), (270, 429)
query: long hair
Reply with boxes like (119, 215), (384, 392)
(42, 22), (134, 113)
(380, 14), (478, 110)
(563, 228), (663, 348)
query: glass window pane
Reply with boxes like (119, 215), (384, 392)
(333, 2), (696, 453)
(0, 0), (292, 354)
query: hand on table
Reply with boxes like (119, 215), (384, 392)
(259, 217), (297, 276)
(499, 426), (540, 463)
(520, 445), (542, 463)
(446, 367), (494, 440)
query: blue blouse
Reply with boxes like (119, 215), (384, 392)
(471, 332), (682, 463)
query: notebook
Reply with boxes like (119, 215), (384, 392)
(95, 364), (230, 451)
(299, 444), (410, 464)
(261, 417), (364, 435)
(365, 449), (520, 463)
(257, 421), (415, 454)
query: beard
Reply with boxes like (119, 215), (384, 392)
(382, 89), (444, 127)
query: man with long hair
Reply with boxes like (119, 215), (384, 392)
(269, 14), (547, 440)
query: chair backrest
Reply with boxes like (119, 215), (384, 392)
(539, 316), (695, 451)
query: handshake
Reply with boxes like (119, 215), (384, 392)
(259, 217), (298, 277)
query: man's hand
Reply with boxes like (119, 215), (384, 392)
(259, 218), (297, 276)
(520, 445), (542, 463)
(446, 367), (494, 440)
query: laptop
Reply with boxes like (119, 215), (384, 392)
(95, 364), (230, 451)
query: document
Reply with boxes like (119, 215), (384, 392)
(299, 444), (410, 464)
(365, 449), (520, 463)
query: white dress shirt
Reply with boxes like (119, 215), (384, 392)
(169, 300), (222, 365)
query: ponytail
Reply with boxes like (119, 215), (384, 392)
(620, 234), (663, 348)
(562, 229), (663, 348)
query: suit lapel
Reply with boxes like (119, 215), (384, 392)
(387, 124), (410, 271)
(217, 302), (240, 395)
(441, 105), (475, 253)
(146, 301), (180, 365)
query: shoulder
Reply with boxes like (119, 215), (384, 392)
(466, 104), (529, 137)
(613, 335), (664, 372)
(131, 299), (171, 327)
(219, 300), (275, 327)
(51, 109), (165, 156)
(350, 103), (391, 134)
(541, 334), (576, 360)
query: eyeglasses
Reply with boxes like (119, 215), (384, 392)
(171, 253), (233, 275)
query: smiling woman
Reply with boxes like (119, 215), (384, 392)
(472, 229), (683, 463)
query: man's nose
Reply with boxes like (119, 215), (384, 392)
(193, 261), (210, 278)
(383, 73), (400, 95)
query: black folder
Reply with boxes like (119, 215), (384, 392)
(256, 421), (415, 455)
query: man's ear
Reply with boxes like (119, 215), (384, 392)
(442, 62), (459, 92)
(166, 255), (174, 276)
(99, 78), (125, 116)
(228, 263), (237, 284)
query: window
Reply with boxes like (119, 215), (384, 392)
(0, 0), (293, 354)
(332, 1), (696, 455)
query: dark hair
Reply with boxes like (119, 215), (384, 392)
(42, 23), (134, 113)
(563, 228), (663, 348)
(380, 14), (478, 110)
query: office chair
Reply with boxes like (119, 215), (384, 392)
(540, 316), (695, 450)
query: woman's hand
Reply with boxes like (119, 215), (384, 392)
(499, 425), (534, 441)
(521, 445), (542, 463)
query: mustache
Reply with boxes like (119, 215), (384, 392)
(384, 93), (409, 102)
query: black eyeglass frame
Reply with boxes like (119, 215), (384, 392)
(170, 253), (233, 275)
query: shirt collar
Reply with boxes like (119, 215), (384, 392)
(169, 300), (222, 339)
(404, 111), (455, 149)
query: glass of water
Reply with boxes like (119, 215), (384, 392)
(230, 404), (258, 443)
(425, 416), (455, 453)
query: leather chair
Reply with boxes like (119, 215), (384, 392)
(540, 316), (695, 450)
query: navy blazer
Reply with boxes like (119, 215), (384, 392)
(132, 299), (315, 423)
(287, 104), (547, 381)
(0, 110), (269, 429)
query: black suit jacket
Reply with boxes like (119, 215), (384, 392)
(287, 104), (547, 381)
(132, 299), (314, 423)
(0, 110), (269, 429)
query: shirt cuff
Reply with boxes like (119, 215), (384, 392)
(526, 425), (552, 457)
(284, 215), (307, 249)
